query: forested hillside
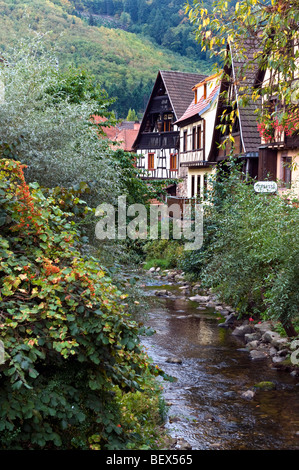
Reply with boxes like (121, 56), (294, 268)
(70, 0), (212, 62)
(0, 0), (212, 117)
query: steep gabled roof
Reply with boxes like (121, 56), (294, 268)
(160, 70), (207, 121)
(208, 40), (262, 160)
(230, 40), (262, 154)
(133, 70), (207, 149)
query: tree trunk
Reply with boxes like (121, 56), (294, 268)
(283, 319), (298, 338)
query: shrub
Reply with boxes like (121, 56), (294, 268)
(144, 239), (184, 269)
(180, 165), (299, 337)
(0, 159), (168, 449)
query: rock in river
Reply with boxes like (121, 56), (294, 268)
(189, 295), (210, 303)
(166, 357), (183, 364)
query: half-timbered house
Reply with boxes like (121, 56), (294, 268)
(174, 73), (220, 199)
(132, 70), (207, 186)
(256, 65), (299, 197)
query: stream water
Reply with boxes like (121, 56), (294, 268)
(138, 274), (299, 451)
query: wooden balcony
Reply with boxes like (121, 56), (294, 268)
(137, 131), (179, 150)
(285, 133), (299, 149)
(261, 132), (299, 150)
(149, 96), (172, 114)
(179, 149), (215, 168)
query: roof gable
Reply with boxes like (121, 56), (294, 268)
(160, 70), (207, 120)
(133, 70), (207, 149)
(175, 79), (220, 126)
(229, 41), (262, 153)
(208, 41), (262, 160)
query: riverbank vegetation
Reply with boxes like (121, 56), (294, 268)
(144, 164), (299, 338)
(0, 38), (171, 450)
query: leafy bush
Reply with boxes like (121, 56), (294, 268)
(180, 165), (299, 337)
(0, 36), (121, 207)
(0, 159), (168, 449)
(144, 239), (184, 270)
(178, 211), (219, 280)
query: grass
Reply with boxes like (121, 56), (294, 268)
(144, 258), (174, 270)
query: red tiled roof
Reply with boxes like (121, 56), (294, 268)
(116, 127), (140, 151)
(92, 115), (140, 151)
(92, 115), (119, 140)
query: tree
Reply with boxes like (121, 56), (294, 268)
(126, 108), (138, 121)
(88, 13), (95, 25)
(150, 9), (165, 45)
(0, 35), (121, 207)
(186, 0), (299, 131)
(0, 158), (169, 449)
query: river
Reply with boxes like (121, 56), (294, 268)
(138, 273), (299, 451)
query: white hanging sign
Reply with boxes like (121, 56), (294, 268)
(254, 181), (278, 193)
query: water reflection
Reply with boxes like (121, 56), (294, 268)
(141, 285), (299, 450)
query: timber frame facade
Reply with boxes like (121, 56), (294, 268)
(132, 47), (299, 201)
(255, 69), (299, 197)
(207, 41), (299, 198)
(132, 70), (207, 184)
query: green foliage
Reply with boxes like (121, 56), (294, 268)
(69, 0), (213, 62)
(186, 0), (299, 128)
(180, 164), (299, 336)
(144, 239), (184, 270)
(111, 372), (169, 450)
(112, 149), (159, 207)
(0, 159), (169, 449)
(45, 66), (116, 120)
(93, 150), (173, 267)
(126, 108), (138, 121)
(0, 0), (212, 118)
(0, 36), (121, 207)
(178, 212), (218, 280)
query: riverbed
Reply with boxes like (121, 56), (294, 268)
(139, 275), (299, 450)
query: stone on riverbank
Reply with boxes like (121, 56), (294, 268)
(254, 381), (276, 391)
(218, 313), (236, 328)
(246, 340), (259, 350)
(166, 357), (182, 364)
(249, 349), (269, 360)
(262, 330), (281, 344)
(232, 324), (254, 337)
(272, 355), (287, 364)
(241, 390), (255, 400)
(245, 332), (261, 343)
(206, 301), (217, 308)
(175, 438), (192, 450)
(189, 295), (210, 303)
(155, 289), (168, 296)
(253, 321), (273, 334)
